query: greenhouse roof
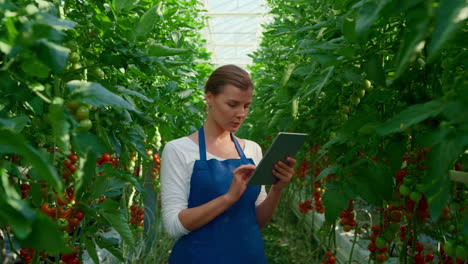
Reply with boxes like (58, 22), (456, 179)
(200, 0), (271, 69)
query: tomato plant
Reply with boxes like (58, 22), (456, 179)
(1, 0), (211, 263)
(240, 0), (468, 263)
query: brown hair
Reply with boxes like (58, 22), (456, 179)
(205, 64), (254, 95)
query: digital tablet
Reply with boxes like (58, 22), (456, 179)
(248, 132), (308, 185)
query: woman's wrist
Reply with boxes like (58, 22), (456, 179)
(269, 184), (285, 195)
(222, 193), (237, 206)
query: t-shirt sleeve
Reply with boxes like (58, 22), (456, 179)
(248, 140), (268, 206)
(160, 141), (191, 239)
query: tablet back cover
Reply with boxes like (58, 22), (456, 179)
(248, 132), (307, 185)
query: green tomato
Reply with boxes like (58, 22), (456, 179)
(57, 219), (68, 230)
(69, 52), (80, 63)
(357, 89), (366, 98)
(399, 184), (411, 196)
(342, 105), (350, 114)
(79, 119), (92, 131)
(410, 192), (422, 203)
(75, 106), (90, 120)
(363, 79), (372, 91)
(72, 63), (82, 70)
(376, 237), (386, 249)
(91, 68), (105, 79)
(350, 95), (360, 105)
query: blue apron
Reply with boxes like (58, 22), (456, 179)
(169, 126), (267, 264)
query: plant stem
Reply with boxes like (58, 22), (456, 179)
(349, 226), (358, 264)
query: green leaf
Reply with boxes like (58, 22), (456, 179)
(342, 17), (358, 43)
(67, 81), (140, 113)
(49, 98), (70, 152)
(0, 201), (32, 239)
(37, 13), (77, 30)
(353, 161), (393, 206)
(17, 213), (67, 253)
(0, 116), (30, 133)
(20, 57), (50, 78)
(428, 0), (468, 62)
(134, 3), (161, 40)
(278, 63), (296, 98)
(0, 129), (62, 192)
(100, 209), (135, 249)
(85, 238), (100, 264)
(322, 183), (349, 223)
(115, 85), (154, 102)
(76, 151), (98, 200)
(312, 66), (334, 96)
(73, 132), (107, 156)
(0, 168), (34, 238)
(147, 42), (190, 57)
(316, 165), (341, 181)
(36, 39), (70, 73)
(376, 100), (444, 136)
(95, 236), (124, 262)
(112, 0), (137, 13)
(355, 0), (391, 38)
(366, 55), (386, 87)
(392, 7), (430, 80)
(427, 133), (468, 220)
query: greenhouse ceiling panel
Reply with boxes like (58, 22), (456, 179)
(200, 0), (271, 69)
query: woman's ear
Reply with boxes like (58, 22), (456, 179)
(205, 92), (213, 107)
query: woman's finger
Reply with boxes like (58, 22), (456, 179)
(273, 163), (289, 176)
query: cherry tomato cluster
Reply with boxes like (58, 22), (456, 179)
(19, 248), (35, 263)
(60, 248), (80, 264)
(397, 148), (431, 216)
(129, 204), (144, 229)
(320, 250), (336, 264)
(368, 225), (389, 263)
(412, 241), (432, 264)
(62, 154), (78, 179)
(299, 200), (313, 213)
(295, 158), (308, 180)
(20, 183), (30, 199)
(313, 181), (325, 214)
(97, 152), (117, 167)
(151, 153), (161, 179)
(340, 200), (356, 232)
(40, 187), (84, 233)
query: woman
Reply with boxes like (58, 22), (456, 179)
(161, 65), (296, 263)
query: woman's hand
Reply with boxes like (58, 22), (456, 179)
(225, 164), (256, 203)
(272, 156), (296, 191)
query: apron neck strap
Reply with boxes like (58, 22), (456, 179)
(198, 126), (248, 162)
(198, 126), (207, 161)
(232, 134), (248, 163)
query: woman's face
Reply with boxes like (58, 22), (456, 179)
(206, 84), (253, 133)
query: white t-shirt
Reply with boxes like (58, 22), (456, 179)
(161, 136), (267, 239)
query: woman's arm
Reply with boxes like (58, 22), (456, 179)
(255, 157), (296, 228)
